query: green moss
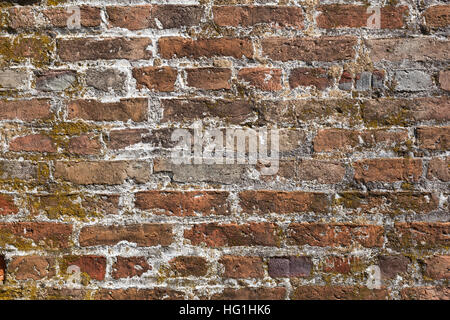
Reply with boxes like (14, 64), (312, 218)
(42, 288), (93, 300)
(0, 10), (10, 31)
(31, 192), (103, 221)
(157, 266), (169, 283)
(22, 121), (100, 161)
(321, 273), (333, 285)
(0, 286), (26, 300)
(334, 192), (364, 209)
(37, 162), (50, 183)
(361, 103), (409, 128)
(62, 76), (86, 98)
(0, 89), (20, 98)
(0, 2), (13, 9)
(401, 182), (413, 190)
(50, 121), (96, 137)
(0, 282), (40, 300)
(0, 34), (54, 67)
(47, 0), (68, 6)
(0, 177), (36, 192)
(0, 229), (35, 251)
(386, 0), (400, 7)
(58, 256), (92, 286)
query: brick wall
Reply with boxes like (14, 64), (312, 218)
(0, 0), (448, 300)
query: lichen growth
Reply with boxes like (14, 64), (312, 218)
(0, 34), (54, 67)
(0, 229), (35, 251)
(47, 0), (68, 6)
(30, 192), (103, 221)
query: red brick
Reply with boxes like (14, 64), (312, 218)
(29, 193), (119, 219)
(79, 224), (173, 247)
(112, 257), (151, 279)
(439, 70), (449, 91)
(353, 159), (422, 183)
(262, 37), (357, 62)
(366, 38), (449, 62)
(61, 255), (106, 281)
(423, 5), (450, 29)
(67, 134), (102, 155)
(38, 288), (89, 300)
(184, 223), (281, 247)
(213, 6), (303, 28)
(389, 222), (450, 250)
(0, 255), (5, 282)
(0, 99), (51, 121)
(269, 160), (346, 184)
(401, 287), (449, 300)
(292, 286), (388, 300)
(161, 98), (255, 124)
(322, 256), (359, 274)
(314, 129), (408, 152)
(42, 5), (101, 28)
(68, 99), (148, 122)
(239, 191), (329, 214)
(1, 0), (448, 299)
(107, 5), (153, 30)
(159, 37), (253, 59)
(82, 194), (120, 216)
(278, 129), (307, 152)
(238, 67), (282, 91)
(317, 5), (408, 29)
(58, 38), (152, 61)
(423, 256), (450, 280)
(0, 222), (72, 250)
(8, 256), (55, 280)
(133, 67), (177, 92)
(378, 255), (410, 279)
(168, 256), (208, 277)
(362, 97), (450, 126)
(334, 191), (439, 215)
(258, 99), (360, 125)
(107, 5), (203, 30)
(135, 191), (230, 216)
(289, 67), (331, 90)
(427, 157), (449, 181)
(95, 288), (184, 300)
(268, 256), (312, 278)
(142, 129), (179, 148)
(417, 127), (449, 151)
(210, 287), (286, 300)
(54, 161), (149, 185)
(186, 68), (231, 90)
(288, 223), (384, 248)
(9, 134), (56, 153)
(219, 256), (264, 278)
(339, 71), (352, 89)
(0, 36), (54, 66)
(108, 129), (149, 150)
(0, 194), (18, 216)
(3, 7), (36, 30)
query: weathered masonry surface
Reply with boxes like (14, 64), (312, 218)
(0, 0), (448, 300)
